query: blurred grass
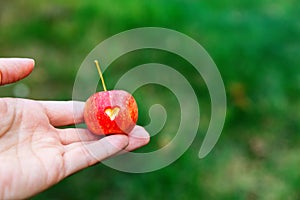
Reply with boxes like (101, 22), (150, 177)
(1, 0), (300, 199)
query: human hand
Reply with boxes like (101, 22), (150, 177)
(0, 58), (150, 199)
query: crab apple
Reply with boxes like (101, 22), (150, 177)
(83, 60), (138, 135)
(84, 90), (138, 135)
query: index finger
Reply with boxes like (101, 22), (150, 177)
(39, 101), (85, 126)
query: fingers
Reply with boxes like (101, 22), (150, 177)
(121, 126), (150, 153)
(60, 125), (149, 176)
(63, 135), (128, 176)
(0, 58), (34, 85)
(57, 128), (101, 145)
(39, 101), (85, 126)
(58, 125), (149, 150)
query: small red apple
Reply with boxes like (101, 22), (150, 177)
(84, 90), (138, 135)
(83, 60), (138, 135)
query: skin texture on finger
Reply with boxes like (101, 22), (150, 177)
(63, 135), (129, 176)
(0, 58), (34, 85)
(38, 101), (85, 126)
(57, 128), (102, 145)
(58, 126), (149, 154)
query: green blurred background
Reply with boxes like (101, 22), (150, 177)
(1, 0), (300, 199)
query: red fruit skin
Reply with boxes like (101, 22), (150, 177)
(84, 90), (138, 135)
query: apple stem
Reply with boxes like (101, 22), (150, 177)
(94, 60), (107, 91)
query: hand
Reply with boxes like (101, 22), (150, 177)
(0, 58), (150, 199)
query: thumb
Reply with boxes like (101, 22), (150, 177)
(0, 58), (35, 86)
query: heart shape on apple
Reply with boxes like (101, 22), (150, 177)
(105, 107), (120, 121)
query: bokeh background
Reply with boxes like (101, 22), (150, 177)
(1, 0), (300, 199)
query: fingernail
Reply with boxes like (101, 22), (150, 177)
(17, 58), (35, 66)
